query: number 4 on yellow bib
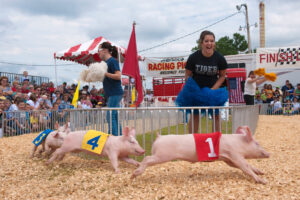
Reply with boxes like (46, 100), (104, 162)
(81, 130), (109, 154)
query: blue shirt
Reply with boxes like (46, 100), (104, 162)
(103, 57), (123, 97)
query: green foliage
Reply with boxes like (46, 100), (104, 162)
(191, 33), (248, 56)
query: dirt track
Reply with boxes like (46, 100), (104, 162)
(0, 115), (299, 199)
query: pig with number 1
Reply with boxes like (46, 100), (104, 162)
(46, 127), (145, 173)
(132, 126), (270, 184)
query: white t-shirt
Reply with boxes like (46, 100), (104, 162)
(244, 78), (256, 96)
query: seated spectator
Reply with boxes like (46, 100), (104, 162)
(27, 84), (35, 97)
(27, 93), (40, 109)
(282, 90), (292, 103)
(293, 83), (300, 100)
(9, 96), (22, 111)
(0, 76), (13, 100)
(0, 99), (4, 137)
(35, 87), (41, 99)
(255, 87), (260, 98)
(270, 97), (282, 115)
(77, 91), (92, 109)
(273, 89), (282, 102)
(52, 90), (61, 103)
(260, 89), (267, 103)
(48, 81), (56, 95)
(287, 83), (294, 100)
(0, 88), (6, 100)
(37, 95), (52, 110)
(21, 81), (29, 94)
(3, 99), (11, 111)
(11, 81), (19, 92)
(255, 94), (263, 104)
(283, 99), (292, 115)
(291, 97), (300, 114)
(59, 93), (73, 109)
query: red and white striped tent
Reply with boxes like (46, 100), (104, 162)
(54, 36), (127, 66)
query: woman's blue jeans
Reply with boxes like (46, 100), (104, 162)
(106, 95), (122, 136)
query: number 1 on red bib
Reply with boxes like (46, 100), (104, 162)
(205, 137), (217, 157)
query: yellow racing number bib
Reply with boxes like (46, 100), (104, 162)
(81, 130), (109, 154)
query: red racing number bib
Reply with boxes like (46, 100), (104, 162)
(193, 132), (221, 162)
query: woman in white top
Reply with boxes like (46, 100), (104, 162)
(244, 71), (267, 105)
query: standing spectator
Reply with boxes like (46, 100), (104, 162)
(98, 42), (124, 136)
(35, 87), (41, 99)
(20, 71), (30, 83)
(244, 71), (267, 105)
(0, 76), (13, 100)
(265, 84), (274, 103)
(281, 80), (292, 93)
(0, 99), (4, 137)
(176, 30), (228, 133)
(293, 83), (300, 100)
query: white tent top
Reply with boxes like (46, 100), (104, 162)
(54, 36), (126, 66)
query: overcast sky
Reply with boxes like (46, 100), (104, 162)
(0, 0), (299, 87)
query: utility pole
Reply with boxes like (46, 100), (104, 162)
(237, 4), (252, 53)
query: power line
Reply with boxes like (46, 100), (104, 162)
(138, 11), (241, 53)
(0, 61), (79, 67)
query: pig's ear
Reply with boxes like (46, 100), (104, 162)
(129, 128), (136, 137)
(55, 122), (59, 129)
(122, 127), (130, 137)
(243, 126), (253, 142)
(53, 132), (59, 138)
(64, 123), (69, 130)
(235, 126), (245, 134)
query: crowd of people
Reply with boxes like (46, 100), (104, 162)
(254, 80), (300, 115)
(0, 71), (109, 136)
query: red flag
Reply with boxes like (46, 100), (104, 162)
(122, 23), (143, 107)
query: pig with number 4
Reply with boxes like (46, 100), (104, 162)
(132, 126), (270, 184)
(46, 127), (145, 173)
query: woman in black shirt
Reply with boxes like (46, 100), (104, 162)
(176, 30), (228, 133)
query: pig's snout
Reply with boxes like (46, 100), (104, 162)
(262, 151), (270, 158)
(135, 149), (145, 155)
(260, 149), (270, 158)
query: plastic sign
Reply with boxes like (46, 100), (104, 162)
(81, 130), (109, 154)
(32, 129), (53, 146)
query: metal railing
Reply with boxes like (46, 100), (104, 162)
(258, 103), (300, 115)
(1, 105), (259, 137)
(0, 71), (49, 85)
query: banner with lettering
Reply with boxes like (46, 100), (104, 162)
(143, 56), (188, 77)
(256, 46), (300, 69)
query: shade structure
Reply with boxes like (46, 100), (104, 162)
(54, 36), (126, 66)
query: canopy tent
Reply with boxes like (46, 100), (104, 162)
(54, 36), (127, 66)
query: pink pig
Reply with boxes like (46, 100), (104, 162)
(30, 122), (70, 158)
(46, 127), (145, 173)
(132, 126), (270, 184)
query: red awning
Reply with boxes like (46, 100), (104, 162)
(54, 36), (127, 66)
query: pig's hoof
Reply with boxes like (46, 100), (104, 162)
(256, 178), (267, 184)
(115, 169), (121, 174)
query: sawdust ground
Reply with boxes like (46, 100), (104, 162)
(0, 115), (299, 200)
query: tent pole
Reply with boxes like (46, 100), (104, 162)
(54, 58), (58, 86)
